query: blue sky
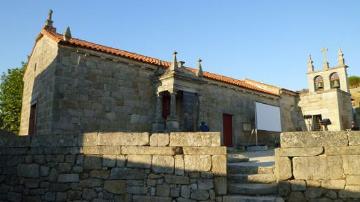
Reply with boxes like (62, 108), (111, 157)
(0, 1), (359, 90)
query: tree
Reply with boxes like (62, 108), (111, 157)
(349, 76), (360, 88)
(0, 63), (25, 134)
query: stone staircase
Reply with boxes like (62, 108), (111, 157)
(223, 149), (283, 202)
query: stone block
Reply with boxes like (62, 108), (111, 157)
(89, 170), (109, 179)
(170, 187), (180, 197)
(79, 132), (98, 146)
(275, 150), (292, 180)
(82, 188), (97, 200)
(99, 146), (121, 155)
(127, 186), (146, 194)
(127, 155), (152, 168)
(292, 156), (344, 180)
(98, 132), (149, 146)
(110, 168), (146, 180)
(304, 187), (324, 199)
(57, 174), (79, 182)
(198, 179), (214, 190)
(84, 155), (102, 169)
(175, 155), (184, 175)
(150, 133), (169, 146)
(288, 192), (306, 202)
(132, 195), (172, 202)
(17, 164), (39, 178)
(290, 180), (306, 191)
(212, 155), (227, 175)
(82, 146), (100, 154)
(278, 147), (323, 157)
(339, 185), (360, 199)
(343, 155), (360, 175)
(156, 184), (170, 197)
(169, 132), (220, 146)
(183, 147), (227, 155)
(121, 146), (176, 155)
(152, 155), (174, 174)
(281, 132), (348, 148)
(116, 155), (126, 167)
(79, 179), (103, 188)
(349, 132), (360, 146)
(326, 146), (360, 155)
(40, 166), (50, 177)
(191, 190), (209, 200)
(346, 175), (360, 185)
(214, 177), (227, 195)
(103, 155), (117, 167)
(104, 180), (126, 194)
(306, 180), (321, 188)
(321, 180), (345, 189)
(184, 155), (211, 172)
(164, 175), (190, 184)
(181, 185), (191, 198)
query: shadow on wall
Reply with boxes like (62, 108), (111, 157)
(0, 132), (228, 202)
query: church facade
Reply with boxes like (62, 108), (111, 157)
(19, 12), (353, 146)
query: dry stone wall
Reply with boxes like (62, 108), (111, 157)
(0, 132), (227, 202)
(276, 131), (360, 201)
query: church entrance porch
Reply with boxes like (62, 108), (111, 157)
(152, 90), (199, 132)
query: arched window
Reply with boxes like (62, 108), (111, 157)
(330, 72), (340, 89)
(314, 76), (324, 91)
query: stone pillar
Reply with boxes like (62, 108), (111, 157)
(152, 94), (164, 132)
(166, 92), (179, 131)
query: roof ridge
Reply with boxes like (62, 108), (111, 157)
(40, 28), (278, 96)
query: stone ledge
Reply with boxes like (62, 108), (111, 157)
(278, 147), (323, 157)
(98, 132), (149, 146)
(121, 146), (177, 155)
(326, 146), (360, 155)
(169, 132), (220, 147)
(281, 132), (348, 148)
(183, 147), (226, 155)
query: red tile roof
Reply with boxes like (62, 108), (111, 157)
(40, 28), (279, 96)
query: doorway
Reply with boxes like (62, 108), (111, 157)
(223, 113), (233, 147)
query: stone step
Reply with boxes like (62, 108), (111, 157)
(228, 183), (278, 195)
(228, 164), (274, 175)
(227, 173), (276, 184)
(227, 154), (250, 163)
(223, 195), (284, 202)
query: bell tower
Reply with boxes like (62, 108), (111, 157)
(307, 48), (349, 93)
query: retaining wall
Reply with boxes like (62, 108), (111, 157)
(276, 131), (360, 201)
(0, 132), (227, 202)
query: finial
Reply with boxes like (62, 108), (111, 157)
(338, 48), (345, 66)
(307, 54), (314, 73)
(179, 61), (185, 68)
(196, 58), (203, 77)
(63, 26), (72, 41)
(321, 48), (329, 70)
(169, 51), (178, 71)
(43, 9), (57, 32)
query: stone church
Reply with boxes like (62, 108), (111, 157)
(19, 11), (353, 146)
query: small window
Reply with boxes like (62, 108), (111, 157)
(314, 76), (324, 91)
(29, 104), (37, 135)
(330, 72), (340, 89)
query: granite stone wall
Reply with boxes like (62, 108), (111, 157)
(0, 132), (227, 202)
(276, 131), (360, 201)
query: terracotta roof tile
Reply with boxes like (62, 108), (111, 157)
(40, 28), (278, 96)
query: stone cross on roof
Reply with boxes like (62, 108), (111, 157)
(321, 48), (329, 70)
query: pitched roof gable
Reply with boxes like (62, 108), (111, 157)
(40, 28), (279, 96)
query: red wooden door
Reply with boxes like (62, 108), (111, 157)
(223, 114), (233, 147)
